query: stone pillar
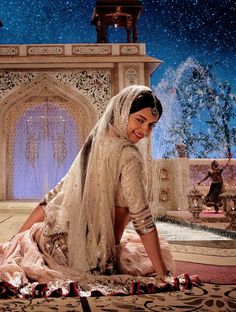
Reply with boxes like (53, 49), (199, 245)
(173, 158), (189, 210)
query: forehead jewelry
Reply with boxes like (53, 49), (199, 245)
(152, 106), (158, 116)
(152, 97), (158, 116)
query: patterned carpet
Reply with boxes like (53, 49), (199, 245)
(1, 251), (236, 311)
(0, 283), (235, 311)
(1, 241), (236, 311)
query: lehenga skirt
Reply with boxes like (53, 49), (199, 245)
(0, 223), (194, 298)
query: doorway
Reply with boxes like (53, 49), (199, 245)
(12, 102), (78, 199)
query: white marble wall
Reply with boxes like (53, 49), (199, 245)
(0, 43), (160, 200)
(151, 158), (236, 214)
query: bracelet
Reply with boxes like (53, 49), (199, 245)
(39, 200), (47, 206)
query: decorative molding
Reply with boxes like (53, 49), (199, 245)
(0, 44), (146, 58)
(25, 95), (68, 103)
(27, 45), (65, 56)
(50, 71), (111, 116)
(120, 45), (140, 55)
(72, 45), (112, 56)
(3, 74), (99, 198)
(0, 70), (112, 117)
(0, 46), (19, 56)
(0, 72), (41, 102)
(124, 66), (139, 85)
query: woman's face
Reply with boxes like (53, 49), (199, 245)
(127, 107), (159, 144)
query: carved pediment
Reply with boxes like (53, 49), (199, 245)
(1, 73), (97, 126)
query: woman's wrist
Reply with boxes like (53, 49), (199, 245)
(39, 200), (47, 207)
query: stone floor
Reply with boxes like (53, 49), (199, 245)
(1, 201), (235, 264)
(0, 201), (235, 243)
(165, 209), (234, 234)
(0, 201), (38, 242)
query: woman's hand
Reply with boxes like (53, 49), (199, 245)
(139, 228), (167, 276)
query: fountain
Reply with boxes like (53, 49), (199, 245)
(153, 57), (235, 160)
(150, 58), (235, 238)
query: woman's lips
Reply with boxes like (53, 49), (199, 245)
(133, 131), (144, 139)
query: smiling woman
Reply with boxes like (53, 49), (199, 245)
(0, 85), (201, 298)
(127, 108), (159, 143)
(127, 91), (162, 144)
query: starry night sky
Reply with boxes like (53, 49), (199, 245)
(0, 0), (235, 89)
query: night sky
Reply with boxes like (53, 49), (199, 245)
(0, 0), (235, 89)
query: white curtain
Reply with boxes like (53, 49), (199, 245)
(13, 102), (78, 200)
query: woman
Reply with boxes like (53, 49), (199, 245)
(0, 85), (196, 297)
(197, 157), (231, 213)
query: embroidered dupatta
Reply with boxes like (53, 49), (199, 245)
(43, 85), (152, 272)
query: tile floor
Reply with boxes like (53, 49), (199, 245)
(1, 201), (235, 265)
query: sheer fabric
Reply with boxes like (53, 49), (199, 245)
(0, 85), (181, 298)
(1, 223), (181, 298)
(42, 85), (158, 273)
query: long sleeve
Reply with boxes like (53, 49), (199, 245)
(119, 150), (155, 235)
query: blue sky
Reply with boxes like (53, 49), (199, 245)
(0, 0), (235, 88)
(0, 0), (235, 158)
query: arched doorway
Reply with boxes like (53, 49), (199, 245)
(1, 74), (98, 200)
(13, 102), (78, 199)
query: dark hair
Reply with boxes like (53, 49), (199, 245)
(129, 91), (163, 118)
(211, 160), (219, 168)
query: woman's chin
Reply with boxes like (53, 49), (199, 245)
(129, 136), (142, 144)
(128, 130), (146, 144)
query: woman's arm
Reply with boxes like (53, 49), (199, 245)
(197, 172), (210, 185)
(16, 177), (65, 235)
(139, 228), (167, 276)
(119, 150), (168, 276)
(17, 204), (45, 234)
(223, 155), (232, 169)
(115, 206), (167, 275)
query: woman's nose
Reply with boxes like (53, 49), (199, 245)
(141, 123), (150, 136)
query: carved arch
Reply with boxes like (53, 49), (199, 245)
(0, 73), (98, 199)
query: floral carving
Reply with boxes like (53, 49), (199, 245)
(72, 45), (111, 55)
(0, 72), (40, 99)
(27, 46), (64, 55)
(120, 45), (139, 55)
(0, 70), (111, 117)
(0, 46), (19, 56)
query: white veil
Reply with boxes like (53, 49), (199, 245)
(45, 85), (152, 272)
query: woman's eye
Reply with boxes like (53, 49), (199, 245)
(136, 118), (143, 123)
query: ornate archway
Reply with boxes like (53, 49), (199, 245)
(0, 74), (97, 199)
